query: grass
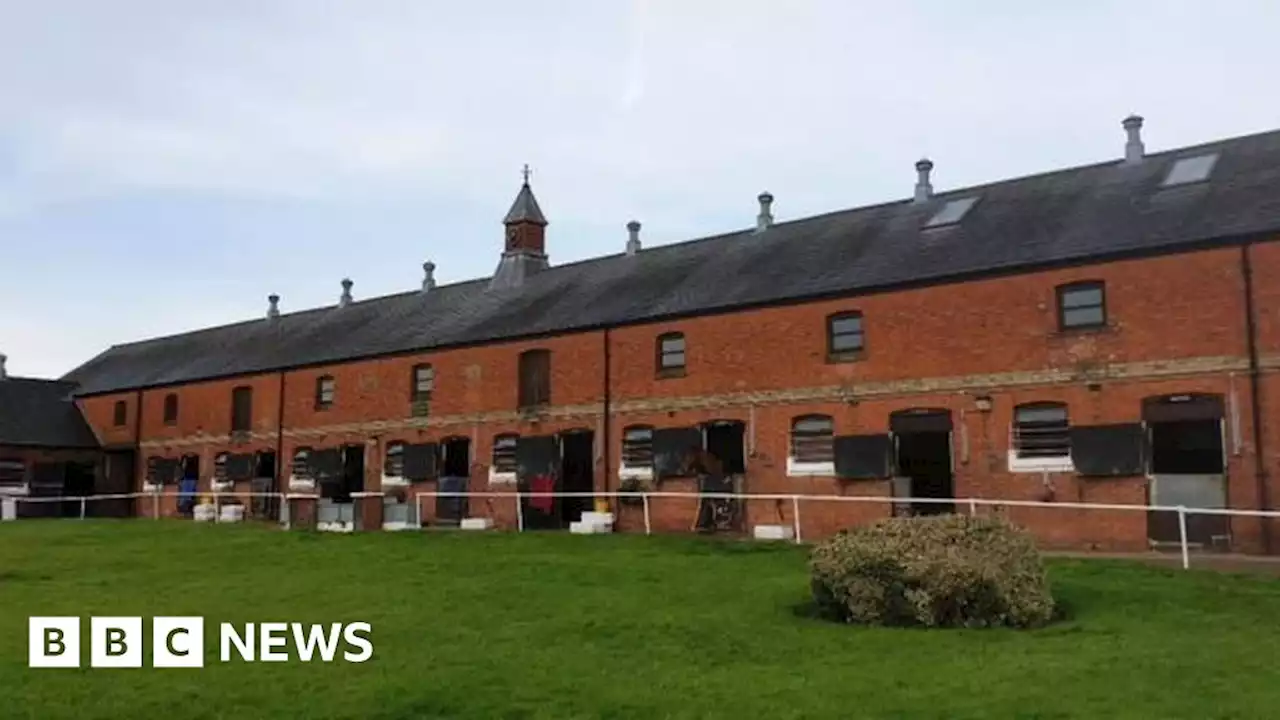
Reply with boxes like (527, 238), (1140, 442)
(1, 522), (1279, 719)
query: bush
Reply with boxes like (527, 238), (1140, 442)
(809, 514), (1055, 629)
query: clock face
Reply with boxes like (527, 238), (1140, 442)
(507, 226), (519, 245)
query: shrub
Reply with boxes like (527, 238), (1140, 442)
(809, 514), (1055, 629)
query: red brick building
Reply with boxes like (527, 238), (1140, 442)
(5, 116), (1279, 552)
(0, 359), (109, 519)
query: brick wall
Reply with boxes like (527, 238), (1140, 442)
(0, 445), (104, 517)
(70, 241), (1280, 551)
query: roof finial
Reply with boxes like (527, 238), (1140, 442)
(521, 163), (532, 185)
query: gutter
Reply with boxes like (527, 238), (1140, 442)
(602, 327), (612, 500)
(133, 388), (144, 496)
(274, 370), (287, 490)
(1240, 243), (1271, 553)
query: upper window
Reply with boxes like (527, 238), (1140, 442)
(656, 333), (686, 375)
(162, 394), (179, 426)
(1057, 281), (1106, 330)
(923, 196), (979, 228)
(790, 415), (835, 466)
(492, 434), (519, 474)
(517, 349), (551, 409)
(384, 442), (405, 478)
(621, 425), (655, 470)
(1162, 153), (1219, 187)
(0, 459), (26, 488)
(1010, 403), (1073, 472)
(231, 386), (253, 433)
(315, 375), (335, 410)
(827, 312), (865, 359)
(112, 400), (127, 427)
(412, 364), (434, 402)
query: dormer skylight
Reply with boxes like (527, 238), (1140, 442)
(1161, 153), (1219, 187)
(923, 196), (979, 229)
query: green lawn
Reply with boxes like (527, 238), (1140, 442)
(2, 522), (1279, 719)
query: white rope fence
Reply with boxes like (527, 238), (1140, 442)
(411, 489), (1280, 571)
(2, 490), (306, 525)
(3, 488), (1278, 570)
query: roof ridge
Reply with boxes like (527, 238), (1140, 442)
(62, 123), (1280, 394)
(98, 126), (1280, 355)
(3, 376), (79, 388)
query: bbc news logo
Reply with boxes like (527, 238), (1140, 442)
(29, 617), (373, 668)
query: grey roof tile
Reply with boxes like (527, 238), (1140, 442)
(0, 378), (100, 448)
(502, 182), (548, 225)
(62, 128), (1280, 396)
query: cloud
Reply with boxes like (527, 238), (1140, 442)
(3, 0), (1280, 376)
(619, 0), (649, 111)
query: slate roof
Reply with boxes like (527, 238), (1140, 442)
(62, 127), (1280, 396)
(0, 378), (100, 448)
(503, 182), (548, 225)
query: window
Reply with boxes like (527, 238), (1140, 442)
(1010, 402), (1074, 472)
(923, 196), (979, 228)
(315, 375), (335, 410)
(384, 442), (405, 478)
(517, 349), (551, 409)
(291, 447), (313, 481)
(491, 434), (518, 481)
(412, 364), (434, 402)
(621, 425), (655, 477)
(113, 400), (127, 427)
(656, 333), (686, 375)
(162, 394), (178, 426)
(1162, 153), (1219, 187)
(789, 415), (835, 475)
(231, 386), (253, 433)
(827, 312), (865, 358)
(1057, 281), (1106, 330)
(0, 459), (26, 489)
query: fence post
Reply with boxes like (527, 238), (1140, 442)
(642, 493), (652, 535)
(1177, 505), (1190, 571)
(152, 490), (159, 520)
(515, 492), (524, 532)
(791, 495), (802, 544)
(969, 498), (978, 516)
(79, 497), (87, 520)
(214, 493), (221, 522)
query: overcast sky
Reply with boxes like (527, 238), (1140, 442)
(2, 1), (1278, 378)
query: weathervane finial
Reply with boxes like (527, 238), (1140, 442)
(521, 163), (532, 185)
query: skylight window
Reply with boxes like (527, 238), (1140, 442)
(923, 196), (979, 229)
(1162, 153), (1219, 187)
